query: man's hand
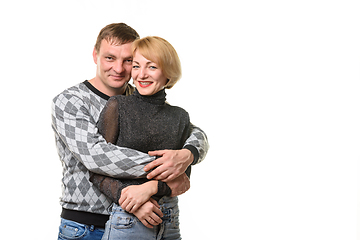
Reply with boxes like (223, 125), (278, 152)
(119, 181), (158, 213)
(132, 198), (163, 229)
(144, 149), (193, 182)
(167, 173), (190, 197)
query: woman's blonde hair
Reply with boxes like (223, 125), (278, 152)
(132, 36), (181, 89)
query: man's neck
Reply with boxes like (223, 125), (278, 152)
(88, 77), (127, 97)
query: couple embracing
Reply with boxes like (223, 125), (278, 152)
(52, 23), (209, 240)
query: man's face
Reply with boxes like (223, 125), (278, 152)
(93, 39), (133, 95)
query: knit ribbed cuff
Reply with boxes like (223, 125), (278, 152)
(183, 145), (199, 165)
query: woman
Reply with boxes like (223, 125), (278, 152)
(90, 36), (192, 240)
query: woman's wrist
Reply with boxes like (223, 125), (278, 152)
(145, 180), (159, 196)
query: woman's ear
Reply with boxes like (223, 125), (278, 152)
(164, 79), (170, 89)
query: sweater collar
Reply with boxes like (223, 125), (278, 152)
(133, 88), (166, 105)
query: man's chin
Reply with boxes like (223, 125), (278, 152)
(109, 78), (129, 87)
(109, 80), (130, 92)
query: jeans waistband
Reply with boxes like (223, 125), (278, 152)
(110, 196), (178, 215)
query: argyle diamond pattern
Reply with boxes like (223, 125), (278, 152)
(52, 81), (209, 215)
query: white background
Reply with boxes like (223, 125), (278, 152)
(0, 0), (359, 239)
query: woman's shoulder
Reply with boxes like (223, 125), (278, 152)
(105, 95), (125, 110)
(106, 94), (137, 111)
(165, 103), (190, 119)
(108, 94), (129, 103)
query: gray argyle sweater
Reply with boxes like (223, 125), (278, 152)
(51, 80), (209, 227)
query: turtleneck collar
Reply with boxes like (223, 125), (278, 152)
(133, 88), (167, 105)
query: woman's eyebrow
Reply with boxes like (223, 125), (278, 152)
(133, 60), (154, 65)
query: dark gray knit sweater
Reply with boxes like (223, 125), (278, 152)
(90, 88), (191, 203)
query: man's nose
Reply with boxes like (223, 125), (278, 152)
(113, 61), (124, 74)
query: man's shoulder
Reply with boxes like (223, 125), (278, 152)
(53, 81), (88, 99)
(125, 84), (135, 96)
(52, 81), (99, 106)
(52, 81), (96, 114)
(54, 82), (84, 99)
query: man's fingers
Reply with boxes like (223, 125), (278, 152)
(148, 167), (170, 180)
(144, 158), (163, 172)
(155, 173), (176, 182)
(148, 150), (165, 156)
(153, 170), (175, 182)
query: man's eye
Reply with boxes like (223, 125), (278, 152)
(105, 57), (114, 61)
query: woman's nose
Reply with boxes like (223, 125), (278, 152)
(139, 67), (148, 79)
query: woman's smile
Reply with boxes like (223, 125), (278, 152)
(138, 81), (153, 88)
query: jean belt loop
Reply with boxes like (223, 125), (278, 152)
(89, 225), (95, 231)
(107, 203), (114, 213)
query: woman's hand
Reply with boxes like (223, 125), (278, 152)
(133, 198), (163, 228)
(119, 181), (158, 213)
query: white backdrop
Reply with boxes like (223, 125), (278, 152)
(0, 0), (359, 239)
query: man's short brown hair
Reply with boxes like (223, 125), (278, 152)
(94, 23), (139, 53)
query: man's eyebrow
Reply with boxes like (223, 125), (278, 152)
(104, 53), (116, 58)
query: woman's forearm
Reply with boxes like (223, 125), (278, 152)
(89, 173), (171, 204)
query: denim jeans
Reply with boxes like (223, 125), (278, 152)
(58, 218), (105, 240)
(102, 197), (181, 240)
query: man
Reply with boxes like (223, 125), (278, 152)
(52, 23), (209, 240)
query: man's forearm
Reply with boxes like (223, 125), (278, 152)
(183, 124), (209, 165)
(167, 173), (190, 197)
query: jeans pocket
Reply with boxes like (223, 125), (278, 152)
(110, 211), (137, 229)
(59, 219), (88, 240)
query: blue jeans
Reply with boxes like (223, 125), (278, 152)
(102, 197), (181, 240)
(58, 218), (105, 240)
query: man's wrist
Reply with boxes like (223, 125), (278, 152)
(183, 145), (199, 165)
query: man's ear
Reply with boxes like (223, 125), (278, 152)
(92, 48), (98, 64)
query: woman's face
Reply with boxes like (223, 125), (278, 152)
(132, 51), (168, 95)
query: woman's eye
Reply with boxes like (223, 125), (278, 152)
(132, 65), (139, 69)
(149, 66), (157, 69)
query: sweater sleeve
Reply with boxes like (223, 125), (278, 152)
(89, 173), (171, 202)
(97, 97), (120, 144)
(51, 92), (155, 178)
(183, 124), (209, 165)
